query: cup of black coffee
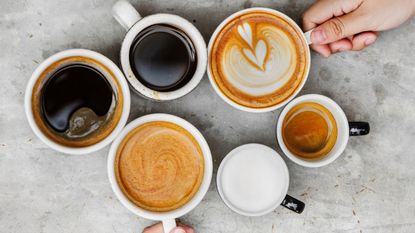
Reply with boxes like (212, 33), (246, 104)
(112, 0), (207, 101)
(25, 49), (131, 154)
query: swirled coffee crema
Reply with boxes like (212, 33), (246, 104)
(115, 121), (204, 212)
(210, 10), (309, 108)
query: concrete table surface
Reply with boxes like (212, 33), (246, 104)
(1, 0), (415, 232)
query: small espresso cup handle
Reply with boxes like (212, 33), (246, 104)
(162, 219), (176, 233)
(304, 30), (313, 45)
(349, 122), (370, 136)
(112, 0), (142, 31)
(281, 195), (305, 214)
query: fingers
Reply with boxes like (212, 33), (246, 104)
(177, 223), (195, 233)
(328, 38), (353, 53)
(302, 0), (363, 30)
(311, 38), (352, 57)
(311, 11), (370, 44)
(313, 32), (378, 57)
(169, 227), (188, 233)
(171, 226), (194, 233)
(143, 223), (163, 233)
(350, 31), (377, 51)
(310, 44), (331, 58)
(142, 222), (195, 233)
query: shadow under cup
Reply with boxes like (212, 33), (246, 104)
(30, 56), (124, 148)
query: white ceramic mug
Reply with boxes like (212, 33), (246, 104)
(112, 0), (207, 101)
(24, 49), (131, 155)
(107, 113), (213, 233)
(207, 7), (313, 113)
(216, 144), (304, 216)
(276, 94), (370, 167)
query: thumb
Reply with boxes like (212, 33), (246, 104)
(311, 11), (369, 44)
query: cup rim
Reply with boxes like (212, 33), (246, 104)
(24, 49), (131, 155)
(120, 13), (207, 101)
(276, 94), (350, 167)
(207, 7), (311, 113)
(216, 143), (289, 216)
(107, 113), (213, 220)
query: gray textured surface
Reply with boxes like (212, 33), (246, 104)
(1, 0), (415, 232)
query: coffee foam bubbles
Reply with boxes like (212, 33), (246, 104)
(210, 11), (309, 109)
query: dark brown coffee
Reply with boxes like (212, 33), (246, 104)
(41, 64), (113, 132)
(129, 24), (197, 92)
(31, 56), (124, 147)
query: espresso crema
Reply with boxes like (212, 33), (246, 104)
(282, 102), (338, 160)
(210, 10), (309, 108)
(115, 121), (204, 212)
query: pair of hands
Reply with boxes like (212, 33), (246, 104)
(141, 0), (414, 231)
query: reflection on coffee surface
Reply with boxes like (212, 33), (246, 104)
(210, 11), (309, 108)
(115, 121), (204, 212)
(129, 24), (197, 92)
(41, 64), (113, 132)
(31, 56), (123, 147)
(282, 102), (337, 160)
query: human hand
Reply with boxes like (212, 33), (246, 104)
(142, 222), (195, 233)
(302, 0), (415, 57)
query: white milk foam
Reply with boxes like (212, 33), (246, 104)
(222, 23), (297, 96)
(220, 145), (287, 214)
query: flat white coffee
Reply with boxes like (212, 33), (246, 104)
(217, 144), (288, 215)
(209, 10), (310, 109)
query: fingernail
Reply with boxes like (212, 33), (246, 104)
(364, 37), (376, 46)
(172, 229), (186, 233)
(312, 29), (327, 44)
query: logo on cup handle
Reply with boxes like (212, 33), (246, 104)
(238, 23), (268, 71)
(349, 122), (370, 136)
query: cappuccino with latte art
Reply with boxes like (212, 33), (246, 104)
(208, 8), (310, 111)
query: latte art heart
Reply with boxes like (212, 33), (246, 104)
(210, 11), (309, 109)
(238, 23), (267, 70)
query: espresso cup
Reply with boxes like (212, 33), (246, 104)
(112, 0), (207, 101)
(276, 94), (370, 167)
(108, 113), (213, 233)
(217, 144), (305, 216)
(207, 7), (313, 112)
(24, 49), (131, 155)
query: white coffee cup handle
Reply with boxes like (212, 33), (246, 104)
(162, 219), (176, 233)
(112, 0), (142, 31)
(304, 30), (313, 45)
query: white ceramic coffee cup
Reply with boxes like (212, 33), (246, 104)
(276, 94), (370, 167)
(112, 0), (207, 101)
(207, 7), (313, 113)
(216, 143), (304, 216)
(207, 7), (311, 113)
(107, 113), (213, 233)
(24, 49), (131, 155)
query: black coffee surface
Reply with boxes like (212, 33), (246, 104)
(129, 24), (197, 92)
(40, 64), (113, 132)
